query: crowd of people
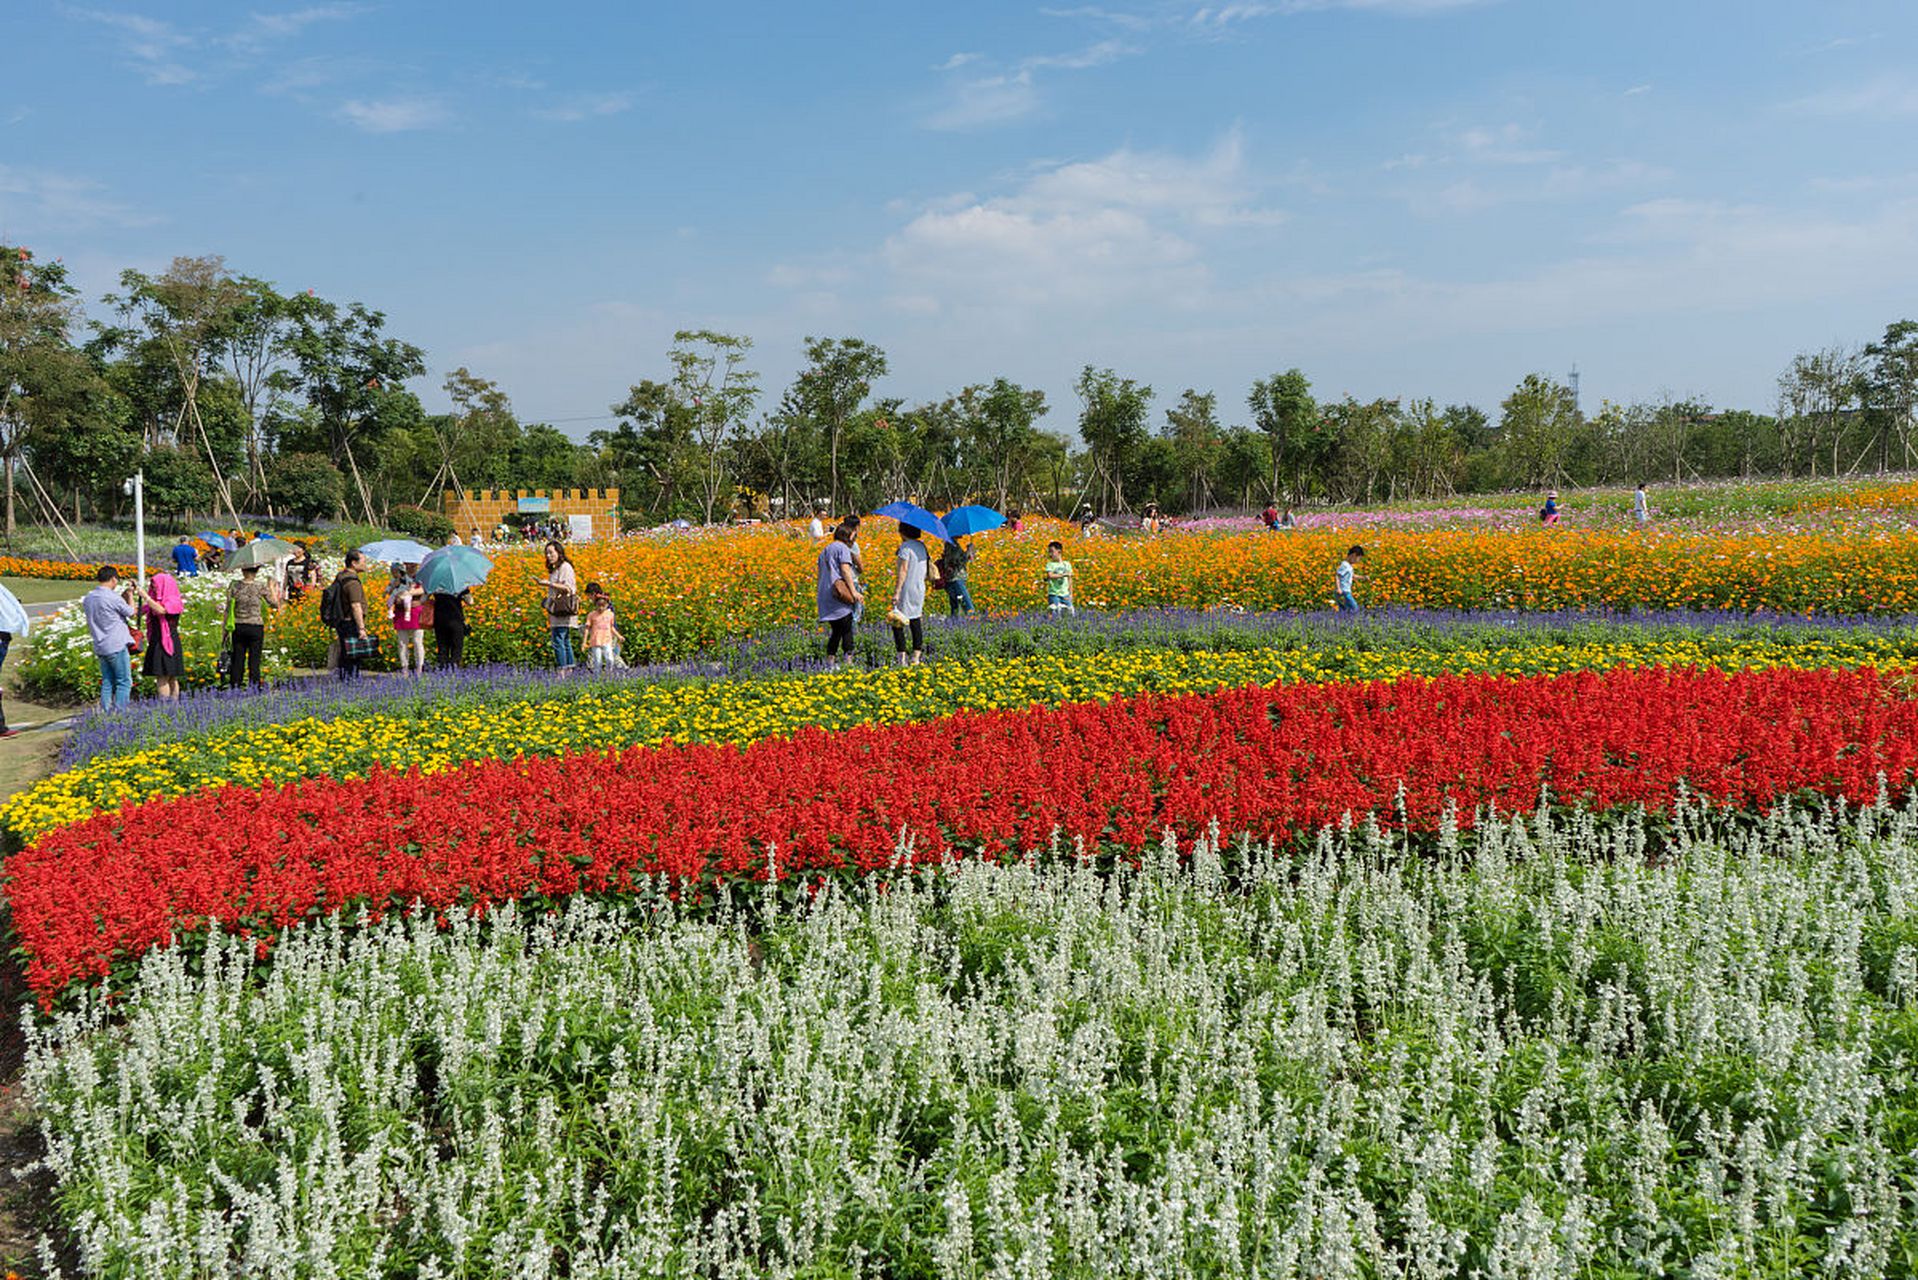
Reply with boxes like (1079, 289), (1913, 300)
(66, 503), (1422, 709)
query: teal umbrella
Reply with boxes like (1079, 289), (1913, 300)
(416, 545), (493, 595)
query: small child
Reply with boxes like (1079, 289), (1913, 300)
(1336, 545), (1364, 613)
(1044, 541), (1076, 617)
(581, 583), (624, 671)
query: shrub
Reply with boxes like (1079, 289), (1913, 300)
(387, 504), (455, 545)
(265, 453), (344, 524)
(140, 447), (216, 519)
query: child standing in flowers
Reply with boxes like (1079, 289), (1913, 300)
(1337, 546), (1364, 612)
(582, 584), (624, 671)
(1045, 541), (1076, 616)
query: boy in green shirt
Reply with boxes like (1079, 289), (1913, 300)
(1045, 541), (1076, 616)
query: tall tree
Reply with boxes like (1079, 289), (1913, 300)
(959, 378), (1049, 512)
(220, 277), (295, 507)
(1776, 347), (1864, 478)
(1075, 366), (1153, 513)
(281, 292), (427, 522)
(1162, 388), (1222, 512)
(106, 257), (252, 530)
(1865, 320), (1918, 473)
(792, 337), (887, 514)
(0, 247), (96, 537)
(1247, 369), (1318, 504)
(668, 330), (759, 526)
(441, 367), (523, 493)
(1497, 374), (1582, 488)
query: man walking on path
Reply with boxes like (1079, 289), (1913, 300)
(1337, 546), (1364, 613)
(83, 566), (136, 710)
(1634, 483), (1649, 527)
(170, 536), (199, 577)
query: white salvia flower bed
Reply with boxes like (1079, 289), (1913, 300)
(22, 798), (1918, 1277)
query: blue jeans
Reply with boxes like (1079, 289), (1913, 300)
(945, 581), (974, 616)
(97, 649), (133, 710)
(1337, 592), (1360, 613)
(550, 625), (576, 668)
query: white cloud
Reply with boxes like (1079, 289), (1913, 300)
(0, 164), (154, 230)
(223, 5), (364, 54)
(533, 91), (635, 122)
(336, 96), (451, 132)
(69, 9), (198, 85)
(925, 37), (1141, 129)
(1786, 76), (1918, 119)
(1623, 83), (1652, 96)
(878, 132), (1280, 312)
(1188, 0), (1493, 27)
(926, 73), (1042, 130)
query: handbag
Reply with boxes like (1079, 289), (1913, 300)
(831, 577), (857, 606)
(419, 596), (436, 628)
(548, 587), (578, 618)
(215, 635), (232, 678)
(343, 635), (380, 660)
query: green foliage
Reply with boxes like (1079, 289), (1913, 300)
(265, 451), (343, 523)
(387, 503), (454, 544)
(140, 446), (216, 517)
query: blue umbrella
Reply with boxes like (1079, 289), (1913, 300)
(0, 583), (29, 639)
(872, 501), (951, 544)
(195, 531), (238, 551)
(941, 505), (1005, 539)
(359, 538), (436, 565)
(415, 545), (493, 595)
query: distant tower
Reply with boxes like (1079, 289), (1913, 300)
(1568, 364), (1581, 414)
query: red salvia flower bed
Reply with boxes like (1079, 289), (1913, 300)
(8, 665), (1915, 995)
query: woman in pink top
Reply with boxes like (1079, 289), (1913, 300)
(138, 571), (187, 700)
(388, 562), (426, 675)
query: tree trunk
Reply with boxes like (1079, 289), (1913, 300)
(3, 452), (13, 541)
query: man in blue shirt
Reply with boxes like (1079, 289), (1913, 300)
(170, 536), (199, 577)
(82, 565), (136, 710)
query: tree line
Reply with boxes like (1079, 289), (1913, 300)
(2, 247), (1914, 533)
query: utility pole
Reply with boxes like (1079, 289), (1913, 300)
(123, 471), (145, 586)
(1568, 364), (1582, 415)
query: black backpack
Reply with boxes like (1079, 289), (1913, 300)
(319, 579), (347, 629)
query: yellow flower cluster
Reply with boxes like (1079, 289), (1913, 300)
(262, 521), (1918, 670)
(5, 632), (1903, 845)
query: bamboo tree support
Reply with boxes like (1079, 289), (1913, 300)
(341, 437), (379, 527)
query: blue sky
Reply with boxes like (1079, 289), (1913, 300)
(7, 0), (1917, 436)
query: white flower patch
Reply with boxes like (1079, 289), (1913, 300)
(22, 798), (1918, 1277)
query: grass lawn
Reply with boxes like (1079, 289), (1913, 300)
(0, 577), (90, 605)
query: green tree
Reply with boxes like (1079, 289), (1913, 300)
(793, 337), (888, 513)
(0, 246), (97, 537)
(607, 379), (699, 518)
(142, 445), (216, 518)
(265, 451), (345, 522)
(281, 292), (427, 522)
(1247, 369), (1319, 504)
(1865, 320), (1918, 472)
(1076, 366), (1153, 513)
(105, 257), (254, 529)
(1162, 389), (1222, 512)
(440, 367), (523, 492)
(1497, 374), (1582, 488)
(959, 378), (1049, 512)
(668, 330), (759, 525)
